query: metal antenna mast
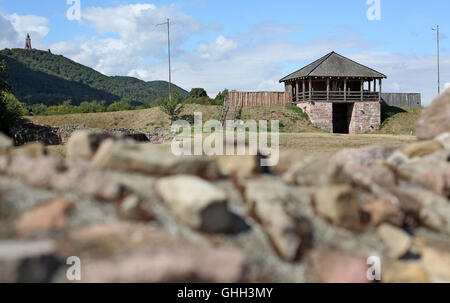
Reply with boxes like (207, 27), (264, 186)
(432, 25), (441, 95)
(156, 18), (172, 102)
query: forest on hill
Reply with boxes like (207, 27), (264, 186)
(0, 48), (188, 106)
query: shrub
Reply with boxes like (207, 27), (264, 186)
(286, 105), (309, 120)
(0, 93), (28, 132)
(160, 90), (184, 122)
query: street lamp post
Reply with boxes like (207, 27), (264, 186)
(432, 25), (440, 95)
(156, 18), (172, 102)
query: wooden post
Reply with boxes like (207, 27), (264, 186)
(379, 79), (382, 102)
(344, 78), (347, 102)
(368, 80), (371, 92)
(295, 81), (299, 103)
(360, 79), (364, 101)
(309, 78), (312, 101)
(302, 80), (306, 102)
(327, 78), (330, 101)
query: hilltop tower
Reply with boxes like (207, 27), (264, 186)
(25, 34), (32, 50)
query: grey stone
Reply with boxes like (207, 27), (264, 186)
(376, 223), (411, 259)
(92, 140), (220, 179)
(244, 177), (312, 261)
(155, 175), (233, 232)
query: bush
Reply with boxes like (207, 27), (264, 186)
(0, 60), (27, 132)
(107, 98), (134, 112)
(0, 93), (28, 132)
(286, 105), (309, 120)
(160, 90), (184, 122)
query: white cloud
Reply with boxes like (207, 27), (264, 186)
(197, 35), (237, 60)
(1, 3), (440, 106)
(0, 12), (50, 49)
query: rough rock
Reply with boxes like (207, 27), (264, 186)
(155, 175), (233, 233)
(332, 145), (396, 166)
(0, 239), (61, 282)
(402, 140), (443, 158)
(117, 194), (152, 222)
(386, 150), (410, 167)
(414, 236), (450, 282)
(57, 223), (247, 283)
(216, 155), (259, 176)
(435, 132), (450, 150)
(0, 133), (13, 154)
(382, 261), (430, 283)
(17, 197), (74, 233)
(376, 224), (411, 259)
(287, 160), (350, 186)
(416, 89), (450, 140)
(362, 198), (402, 226)
(343, 163), (396, 188)
(245, 177), (312, 261)
(11, 142), (47, 158)
(307, 249), (368, 283)
(67, 130), (113, 160)
(7, 154), (127, 202)
(93, 140), (220, 179)
(417, 191), (450, 234)
(315, 185), (362, 230)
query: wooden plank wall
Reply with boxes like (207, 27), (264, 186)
(227, 91), (291, 107)
(381, 93), (422, 107)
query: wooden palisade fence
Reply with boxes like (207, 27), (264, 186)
(227, 91), (292, 107)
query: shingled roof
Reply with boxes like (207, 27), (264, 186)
(280, 51), (387, 82)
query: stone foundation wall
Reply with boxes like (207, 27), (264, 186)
(297, 101), (380, 134)
(351, 102), (381, 134)
(297, 102), (333, 133)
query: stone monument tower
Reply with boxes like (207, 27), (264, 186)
(25, 34), (32, 50)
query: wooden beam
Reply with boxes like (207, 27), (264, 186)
(361, 79), (363, 101)
(344, 78), (347, 102)
(327, 78), (330, 101)
(302, 80), (306, 102)
(379, 79), (382, 102)
(296, 81), (299, 103)
(309, 78), (312, 101)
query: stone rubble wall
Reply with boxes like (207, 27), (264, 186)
(0, 91), (449, 283)
(7, 120), (174, 146)
(297, 101), (380, 134)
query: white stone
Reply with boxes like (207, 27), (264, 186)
(155, 175), (231, 232)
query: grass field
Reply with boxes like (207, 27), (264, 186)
(376, 105), (423, 135)
(28, 104), (422, 135)
(28, 105), (223, 132)
(32, 104), (420, 158)
(46, 132), (416, 159)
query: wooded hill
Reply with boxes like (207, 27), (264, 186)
(0, 48), (188, 106)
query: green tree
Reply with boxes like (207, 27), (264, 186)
(160, 90), (184, 122)
(213, 89), (229, 105)
(0, 60), (11, 93)
(0, 61), (27, 132)
(107, 98), (134, 112)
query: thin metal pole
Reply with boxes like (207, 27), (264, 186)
(433, 25), (441, 95)
(156, 19), (172, 102)
(437, 25), (440, 95)
(167, 18), (172, 102)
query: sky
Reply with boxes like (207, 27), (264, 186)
(0, 0), (449, 105)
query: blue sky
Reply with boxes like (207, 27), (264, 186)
(0, 0), (449, 105)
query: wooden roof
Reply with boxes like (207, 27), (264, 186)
(280, 52), (387, 82)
